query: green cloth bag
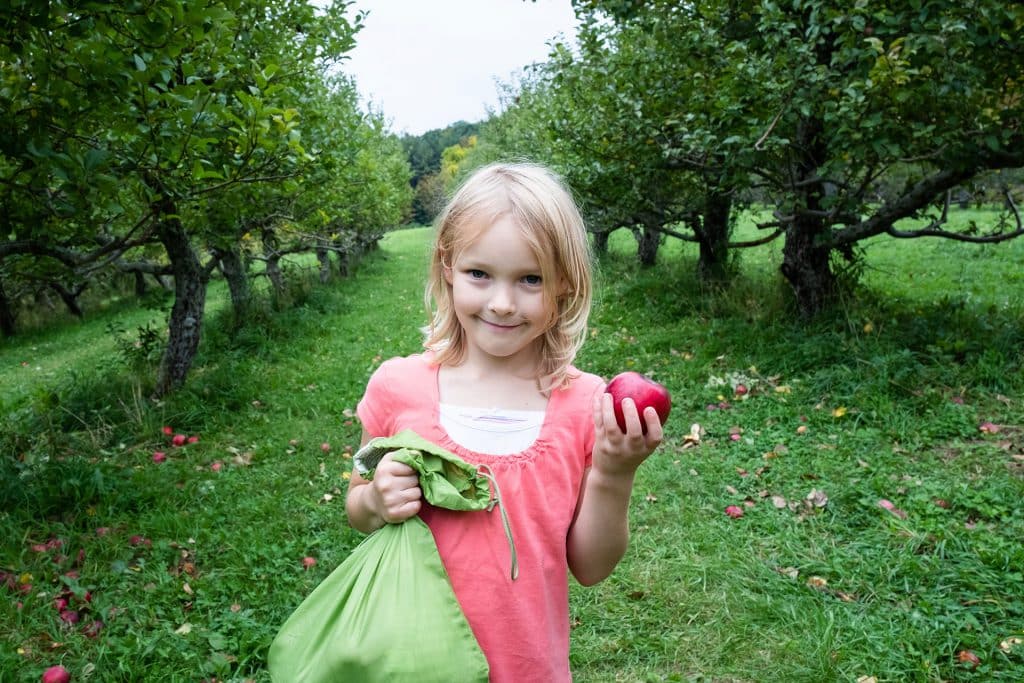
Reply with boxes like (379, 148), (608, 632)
(268, 430), (516, 683)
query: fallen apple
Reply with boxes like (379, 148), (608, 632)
(41, 666), (71, 683)
(605, 372), (672, 434)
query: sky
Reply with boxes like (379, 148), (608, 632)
(339, 0), (579, 136)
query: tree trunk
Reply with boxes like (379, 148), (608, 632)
(780, 117), (836, 316)
(133, 271), (148, 297)
(636, 223), (660, 266)
(780, 222), (834, 316)
(591, 230), (610, 256)
(0, 276), (16, 337)
(215, 246), (251, 324)
(154, 211), (207, 398)
(696, 192), (732, 285)
(316, 247), (331, 284)
(265, 255), (285, 301)
(262, 228), (286, 304)
(336, 248), (351, 278)
(49, 282), (85, 318)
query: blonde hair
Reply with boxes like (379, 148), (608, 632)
(424, 162), (593, 390)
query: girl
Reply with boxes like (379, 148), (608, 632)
(346, 162), (664, 682)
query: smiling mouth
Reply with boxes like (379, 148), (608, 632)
(481, 319), (522, 330)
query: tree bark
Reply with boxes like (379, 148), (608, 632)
(339, 252), (352, 277)
(316, 247), (331, 284)
(154, 210), (207, 398)
(262, 228), (286, 304)
(0, 276), (16, 337)
(636, 222), (661, 266)
(780, 116), (836, 316)
(696, 191), (732, 285)
(591, 230), (610, 256)
(133, 271), (148, 297)
(214, 246), (251, 323)
(49, 282), (85, 318)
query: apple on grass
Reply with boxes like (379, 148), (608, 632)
(42, 665), (71, 683)
(605, 372), (672, 434)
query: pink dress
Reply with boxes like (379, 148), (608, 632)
(357, 353), (604, 683)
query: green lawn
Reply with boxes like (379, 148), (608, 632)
(2, 217), (1023, 681)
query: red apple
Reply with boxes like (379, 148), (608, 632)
(41, 666), (71, 683)
(605, 372), (671, 434)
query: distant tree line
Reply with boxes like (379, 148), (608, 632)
(400, 121), (478, 224)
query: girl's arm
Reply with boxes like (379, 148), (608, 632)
(567, 393), (663, 586)
(345, 429), (422, 533)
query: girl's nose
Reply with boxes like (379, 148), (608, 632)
(488, 285), (516, 315)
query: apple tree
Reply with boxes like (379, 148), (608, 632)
(504, 0), (1023, 313)
(1, 0), (373, 394)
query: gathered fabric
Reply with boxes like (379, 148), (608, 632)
(268, 429), (515, 683)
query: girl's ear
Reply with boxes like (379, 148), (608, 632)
(443, 265), (454, 285)
(557, 276), (571, 296)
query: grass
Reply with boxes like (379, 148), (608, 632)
(2, 212), (1023, 681)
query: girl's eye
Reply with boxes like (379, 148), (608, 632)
(468, 269), (487, 279)
(522, 274), (542, 286)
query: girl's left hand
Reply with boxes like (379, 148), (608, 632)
(591, 392), (664, 477)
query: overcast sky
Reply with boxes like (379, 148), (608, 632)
(339, 0), (579, 136)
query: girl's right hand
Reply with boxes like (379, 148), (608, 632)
(366, 453), (422, 524)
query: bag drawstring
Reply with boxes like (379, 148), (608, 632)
(478, 464), (519, 581)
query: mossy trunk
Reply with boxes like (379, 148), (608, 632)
(154, 210), (207, 397)
(215, 246), (250, 323)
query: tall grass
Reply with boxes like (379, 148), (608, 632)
(1, 217), (1022, 681)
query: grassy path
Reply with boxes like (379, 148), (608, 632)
(3, 224), (1024, 681)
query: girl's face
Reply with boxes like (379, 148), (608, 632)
(444, 215), (554, 371)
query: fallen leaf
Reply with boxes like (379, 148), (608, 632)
(1000, 636), (1023, 653)
(856, 676), (878, 683)
(832, 406), (847, 418)
(979, 421), (1000, 434)
(776, 566), (799, 580)
(681, 423), (703, 448)
(806, 489), (828, 508)
(957, 650), (980, 667)
(771, 495), (787, 509)
(232, 452), (253, 466)
(724, 505), (744, 519)
(806, 576), (828, 589)
(175, 622), (193, 635)
(877, 499), (908, 519)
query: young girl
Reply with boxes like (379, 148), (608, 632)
(346, 162), (664, 682)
